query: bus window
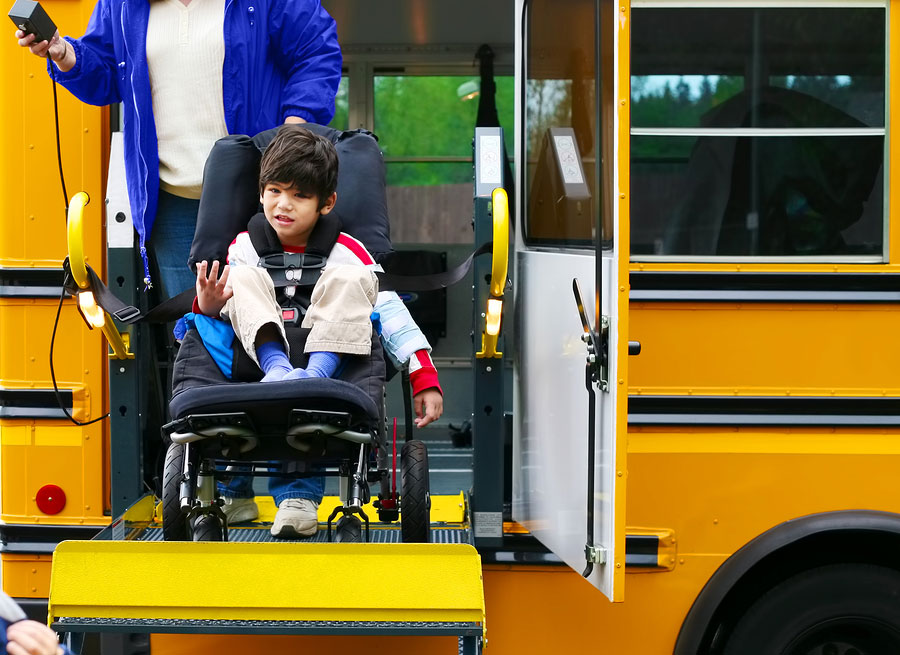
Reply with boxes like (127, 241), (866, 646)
(328, 75), (349, 131)
(630, 5), (886, 260)
(523, 0), (606, 247)
(373, 74), (514, 244)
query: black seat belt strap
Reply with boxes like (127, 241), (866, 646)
(77, 262), (194, 325)
(375, 241), (493, 292)
(70, 241), (496, 325)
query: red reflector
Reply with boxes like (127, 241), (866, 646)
(36, 484), (66, 515)
(282, 309), (296, 321)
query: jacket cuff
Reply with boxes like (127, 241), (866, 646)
(193, 296), (224, 319)
(409, 350), (442, 396)
(282, 107), (317, 124)
(47, 37), (84, 83)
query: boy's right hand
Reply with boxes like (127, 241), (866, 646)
(196, 260), (232, 317)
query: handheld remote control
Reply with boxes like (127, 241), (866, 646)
(8, 0), (56, 44)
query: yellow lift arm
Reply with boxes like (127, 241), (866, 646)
(47, 496), (485, 652)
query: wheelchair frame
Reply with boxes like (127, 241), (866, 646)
(160, 395), (431, 544)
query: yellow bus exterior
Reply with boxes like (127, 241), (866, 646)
(0, 0), (109, 608)
(3, 0), (900, 653)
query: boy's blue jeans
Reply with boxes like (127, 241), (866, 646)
(218, 469), (325, 506)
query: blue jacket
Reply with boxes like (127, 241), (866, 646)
(51, 0), (342, 284)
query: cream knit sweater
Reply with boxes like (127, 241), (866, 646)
(147, 0), (228, 199)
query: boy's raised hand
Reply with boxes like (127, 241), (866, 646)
(195, 260), (232, 317)
(413, 388), (443, 428)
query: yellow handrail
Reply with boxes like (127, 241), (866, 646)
(65, 191), (133, 360)
(477, 188), (509, 359)
(66, 192), (91, 290)
(489, 188), (509, 298)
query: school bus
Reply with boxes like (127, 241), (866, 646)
(2, 0), (900, 653)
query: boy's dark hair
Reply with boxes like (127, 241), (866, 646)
(259, 125), (339, 209)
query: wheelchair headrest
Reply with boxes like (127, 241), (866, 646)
(189, 124), (392, 270)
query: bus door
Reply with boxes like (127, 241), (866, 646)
(511, 0), (628, 600)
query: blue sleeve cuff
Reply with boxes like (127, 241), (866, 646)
(282, 107), (317, 124)
(46, 37), (84, 83)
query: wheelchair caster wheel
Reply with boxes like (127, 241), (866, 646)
(334, 515), (363, 543)
(191, 514), (225, 541)
(400, 440), (431, 543)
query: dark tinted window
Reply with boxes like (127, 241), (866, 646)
(524, 0), (606, 246)
(630, 6), (886, 259)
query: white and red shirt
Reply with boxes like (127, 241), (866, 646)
(225, 230), (441, 395)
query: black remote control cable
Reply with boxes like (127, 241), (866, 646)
(46, 53), (109, 427)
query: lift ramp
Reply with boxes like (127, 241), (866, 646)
(48, 495), (484, 653)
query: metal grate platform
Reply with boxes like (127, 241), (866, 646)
(53, 617), (482, 636)
(136, 524), (471, 544)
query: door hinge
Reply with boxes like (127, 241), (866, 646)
(585, 544), (607, 565)
(581, 314), (609, 392)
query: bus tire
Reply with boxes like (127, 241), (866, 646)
(191, 514), (224, 542)
(400, 440), (430, 543)
(162, 442), (188, 541)
(334, 515), (362, 543)
(722, 563), (900, 655)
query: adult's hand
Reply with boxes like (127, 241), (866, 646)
(15, 29), (74, 72)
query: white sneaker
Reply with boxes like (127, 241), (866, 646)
(271, 498), (319, 538)
(221, 497), (259, 524)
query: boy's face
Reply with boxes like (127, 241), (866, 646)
(259, 183), (336, 248)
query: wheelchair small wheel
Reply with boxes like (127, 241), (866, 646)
(400, 440), (431, 543)
(162, 442), (189, 541)
(334, 515), (362, 543)
(191, 514), (224, 542)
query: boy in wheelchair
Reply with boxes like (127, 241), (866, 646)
(172, 124), (442, 539)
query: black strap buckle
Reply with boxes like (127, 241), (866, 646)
(258, 252), (327, 271)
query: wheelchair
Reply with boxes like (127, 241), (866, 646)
(158, 124), (431, 544)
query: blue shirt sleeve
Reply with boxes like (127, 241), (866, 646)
(373, 291), (432, 369)
(49, 0), (123, 107)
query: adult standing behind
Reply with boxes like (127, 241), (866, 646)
(15, 0), (342, 299)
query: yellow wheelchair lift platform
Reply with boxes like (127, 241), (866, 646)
(47, 495), (485, 653)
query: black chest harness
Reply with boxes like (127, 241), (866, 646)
(246, 212), (341, 325)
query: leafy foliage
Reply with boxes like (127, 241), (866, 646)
(372, 76), (514, 186)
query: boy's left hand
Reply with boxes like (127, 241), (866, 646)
(413, 388), (443, 428)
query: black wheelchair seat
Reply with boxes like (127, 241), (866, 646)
(170, 377), (380, 426)
(168, 377), (381, 461)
